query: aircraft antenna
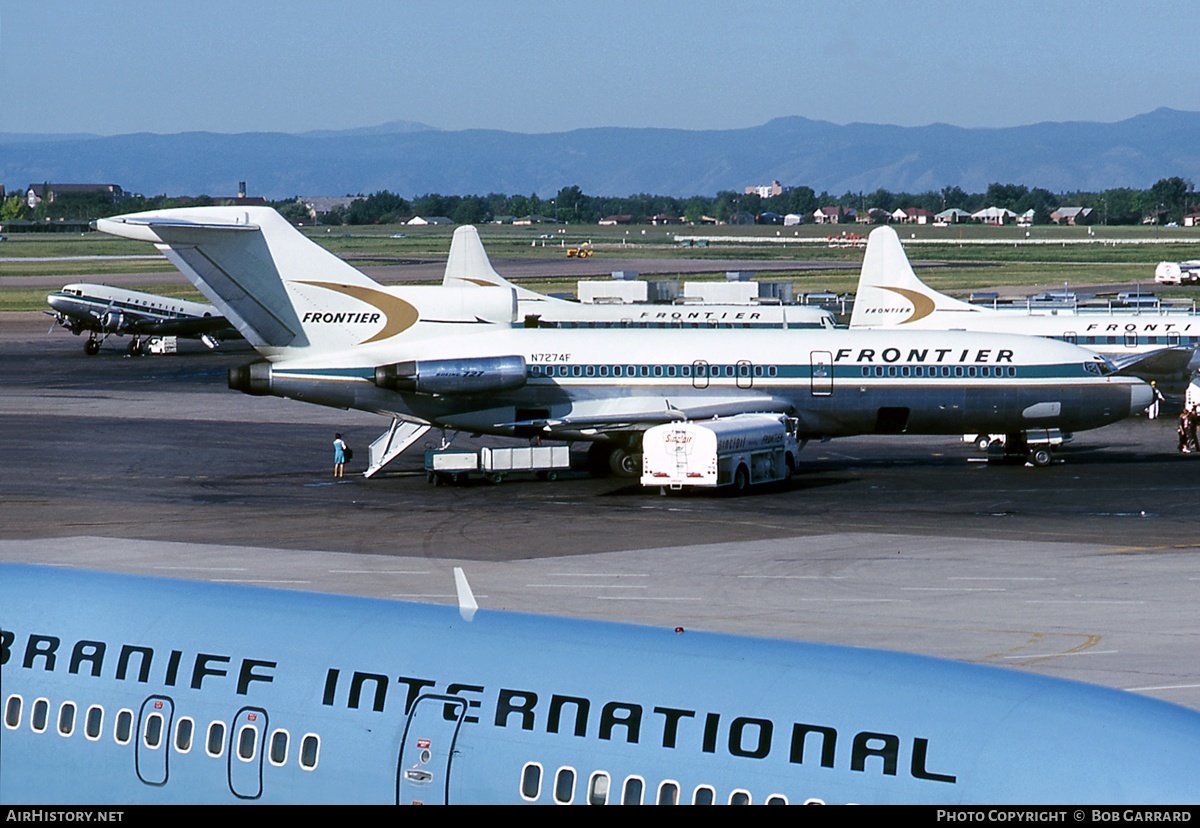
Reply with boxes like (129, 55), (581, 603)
(454, 567), (478, 622)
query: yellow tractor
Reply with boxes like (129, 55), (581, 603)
(566, 243), (594, 258)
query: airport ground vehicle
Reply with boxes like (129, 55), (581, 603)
(641, 413), (800, 492)
(1155, 261), (1200, 285)
(425, 444), (570, 484)
(964, 428), (1070, 466)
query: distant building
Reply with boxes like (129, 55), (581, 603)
(857, 208), (891, 225)
(1049, 206), (1095, 226)
(1184, 212), (1200, 228)
(971, 206), (1018, 226)
(814, 206), (847, 225)
(935, 208), (972, 224)
(26, 183), (126, 210)
(599, 214), (633, 225)
(891, 207), (935, 225)
(299, 196), (356, 221)
(407, 216), (453, 226)
(756, 211), (783, 225)
(744, 179), (789, 199)
(783, 213), (805, 226)
(650, 214), (683, 225)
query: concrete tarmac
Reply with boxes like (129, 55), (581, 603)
(4, 312), (1200, 711)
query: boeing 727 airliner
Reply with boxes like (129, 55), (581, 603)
(2, 564), (1199, 804)
(96, 208), (1151, 473)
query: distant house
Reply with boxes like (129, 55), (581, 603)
(857, 208), (891, 224)
(814, 206), (847, 225)
(935, 208), (971, 224)
(599, 214), (633, 226)
(26, 183), (125, 210)
(650, 214), (683, 225)
(1049, 206), (1095, 226)
(783, 213), (805, 226)
(407, 216), (453, 226)
(971, 206), (1018, 226)
(299, 196), (356, 221)
(1184, 212), (1200, 228)
(892, 207), (935, 225)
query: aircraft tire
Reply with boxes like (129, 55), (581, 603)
(608, 448), (641, 478)
(84, 339), (100, 356)
(1030, 448), (1053, 467)
(127, 338), (140, 356)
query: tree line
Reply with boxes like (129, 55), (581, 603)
(3, 177), (1194, 226)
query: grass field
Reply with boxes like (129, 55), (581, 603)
(6, 221), (1200, 311)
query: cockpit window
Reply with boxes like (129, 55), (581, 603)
(1084, 359), (1115, 376)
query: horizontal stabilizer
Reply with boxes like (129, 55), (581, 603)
(1109, 346), (1196, 379)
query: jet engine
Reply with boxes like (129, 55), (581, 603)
(228, 360), (273, 396)
(375, 356), (527, 395)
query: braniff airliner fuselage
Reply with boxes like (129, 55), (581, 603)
(95, 208), (1151, 471)
(47, 283), (238, 355)
(3, 564), (1199, 804)
(849, 226), (1198, 380)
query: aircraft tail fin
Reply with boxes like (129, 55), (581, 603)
(444, 226), (541, 301)
(849, 226), (981, 327)
(97, 207), (410, 353)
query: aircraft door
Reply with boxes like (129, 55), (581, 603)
(692, 360), (710, 389)
(136, 695), (174, 786)
(810, 351), (833, 396)
(228, 707), (268, 800)
(396, 694), (467, 805)
(736, 360), (753, 389)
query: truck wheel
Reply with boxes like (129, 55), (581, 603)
(784, 453), (796, 480)
(1030, 448), (1053, 467)
(731, 465), (750, 495)
(975, 435), (992, 451)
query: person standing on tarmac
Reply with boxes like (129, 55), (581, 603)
(333, 433), (348, 478)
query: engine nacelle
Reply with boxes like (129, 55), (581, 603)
(99, 311), (125, 332)
(375, 356), (527, 395)
(228, 360), (273, 396)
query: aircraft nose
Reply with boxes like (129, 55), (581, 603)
(1129, 380), (1153, 414)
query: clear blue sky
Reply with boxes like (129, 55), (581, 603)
(2, 1), (1197, 135)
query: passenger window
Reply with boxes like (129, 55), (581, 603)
(520, 762), (542, 801)
(269, 730), (289, 766)
(31, 698), (49, 733)
(206, 721), (226, 757)
(58, 702), (76, 736)
(622, 776), (645, 805)
(729, 789), (751, 805)
(237, 724), (258, 761)
(587, 772), (610, 805)
(85, 706), (103, 740)
(144, 712), (164, 748)
(115, 709), (134, 744)
(766, 794), (789, 805)
(554, 767), (576, 804)
(693, 785), (715, 804)
(4, 695), (21, 729)
(175, 718), (194, 753)
(657, 780), (680, 805)
(299, 734), (320, 770)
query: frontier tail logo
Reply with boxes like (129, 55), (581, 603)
(866, 286), (937, 324)
(295, 281), (420, 344)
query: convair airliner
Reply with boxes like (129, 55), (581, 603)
(3, 564), (1200, 804)
(849, 226), (1197, 380)
(95, 208), (1151, 473)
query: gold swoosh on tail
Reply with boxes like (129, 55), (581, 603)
(295, 281), (420, 343)
(879, 286), (936, 323)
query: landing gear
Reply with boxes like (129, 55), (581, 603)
(84, 338), (100, 356)
(586, 443), (642, 478)
(126, 337), (141, 356)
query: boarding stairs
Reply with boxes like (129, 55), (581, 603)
(364, 418), (432, 478)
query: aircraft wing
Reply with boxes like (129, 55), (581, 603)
(125, 315), (241, 339)
(1109, 346), (1196, 379)
(496, 395), (793, 435)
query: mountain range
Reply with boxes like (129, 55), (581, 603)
(3, 109), (1198, 200)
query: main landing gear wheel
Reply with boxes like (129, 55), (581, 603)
(84, 338), (100, 356)
(1030, 448), (1053, 467)
(608, 448), (641, 478)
